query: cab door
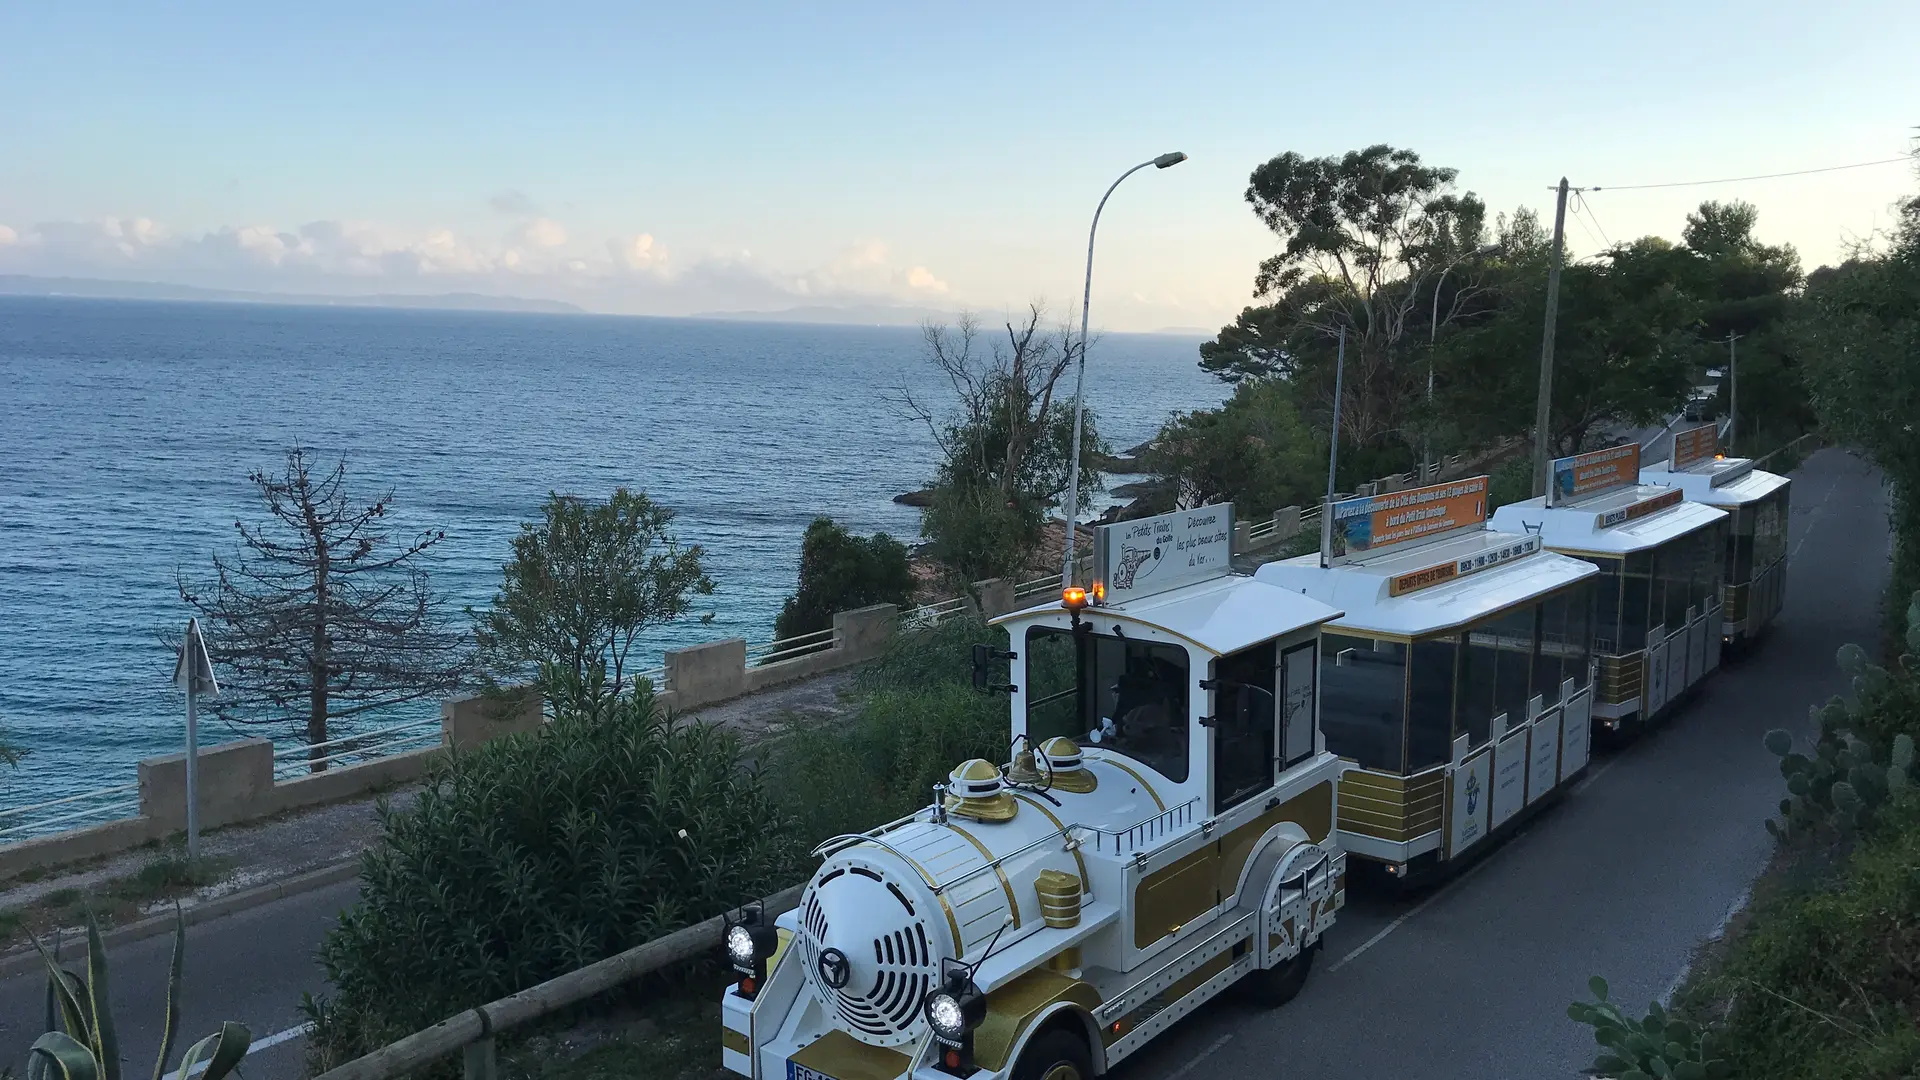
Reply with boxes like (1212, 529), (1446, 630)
(1211, 643), (1280, 904)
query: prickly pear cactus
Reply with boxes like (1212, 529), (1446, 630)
(1765, 625), (1920, 838)
(1567, 975), (1730, 1080)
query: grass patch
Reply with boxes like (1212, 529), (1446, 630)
(501, 994), (729, 1080)
(0, 852), (233, 950)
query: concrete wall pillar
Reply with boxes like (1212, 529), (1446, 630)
(972, 579), (1016, 619)
(138, 737), (274, 832)
(833, 604), (899, 662)
(665, 638), (748, 712)
(1272, 505), (1302, 540)
(1231, 521), (1251, 553)
(443, 687), (545, 751)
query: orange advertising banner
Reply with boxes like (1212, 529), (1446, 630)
(1548, 442), (1640, 506)
(1671, 424), (1719, 471)
(1326, 475), (1489, 563)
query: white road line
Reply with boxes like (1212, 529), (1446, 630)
(1162, 1034), (1234, 1080)
(1657, 884), (1752, 1007)
(1329, 754), (1627, 976)
(183, 1021), (312, 1077)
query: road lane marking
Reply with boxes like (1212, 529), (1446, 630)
(183, 1022), (312, 1077)
(1162, 1034), (1234, 1080)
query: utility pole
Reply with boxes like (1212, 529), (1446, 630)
(1725, 332), (1741, 455)
(1320, 326), (1347, 568)
(1532, 178), (1571, 498)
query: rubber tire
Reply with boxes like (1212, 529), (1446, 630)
(1241, 940), (1316, 1008)
(1012, 1027), (1096, 1080)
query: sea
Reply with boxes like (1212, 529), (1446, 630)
(0, 296), (1225, 806)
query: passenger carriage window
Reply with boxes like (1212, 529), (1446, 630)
(1485, 604), (1539, 727)
(1591, 557), (1622, 655)
(1406, 634), (1457, 769)
(1567, 579), (1594, 689)
(1212, 643), (1277, 813)
(1621, 552), (1653, 650)
(1536, 590), (1568, 707)
(1456, 620), (1498, 750)
(1319, 633), (1406, 772)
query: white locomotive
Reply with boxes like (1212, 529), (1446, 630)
(721, 505), (1351, 1080)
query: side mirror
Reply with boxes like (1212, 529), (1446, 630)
(970, 644), (1017, 695)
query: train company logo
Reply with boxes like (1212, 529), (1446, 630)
(1112, 543), (1161, 589)
(817, 947), (851, 989)
(1465, 771), (1481, 815)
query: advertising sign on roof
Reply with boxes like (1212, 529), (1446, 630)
(1595, 487), (1683, 529)
(1548, 443), (1641, 507)
(1670, 424), (1719, 471)
(1387, 535), (1542, 597)
(1323, 476), (1488, 567)
(1090, 503), (1234, 606)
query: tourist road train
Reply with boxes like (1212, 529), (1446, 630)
(718, 422), (1788, 1080)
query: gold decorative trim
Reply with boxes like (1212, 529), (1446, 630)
(1035, 869), (1083, 928)
(946, 821), (1022, 929)
(1099, 757), (1166, 811)
(720, 1027), (749, 1056)
(972, 967), (1103, 1071)
(1010, 792), (1091, 889)
(788, 1030), (911, 1080)
(946, 791), (1019, 823)
(888, 850), (964, 953)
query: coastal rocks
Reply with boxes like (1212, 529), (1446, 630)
(892, 488), (935, 507)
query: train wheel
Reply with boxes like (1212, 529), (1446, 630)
(1013, 1028), (1095, 1080)
(1241, 940), (1316, 1008)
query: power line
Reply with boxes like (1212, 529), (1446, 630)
(1574, 190), (1613, 247)
(1582, 156), (1910, 193)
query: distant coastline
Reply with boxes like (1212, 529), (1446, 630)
(0, 275), (586, 315)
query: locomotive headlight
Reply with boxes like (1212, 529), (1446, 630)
(725, 924), (757, 968)
(923, 962), (986, 1075)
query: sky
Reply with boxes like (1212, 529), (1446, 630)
(2, 1), (1916, 332)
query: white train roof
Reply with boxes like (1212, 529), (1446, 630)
(1255, 528), (1598, 637)
(991, 573), (1344, 656)
(1639, 456), (1790, 507)
(1488, 485), (1729, 555)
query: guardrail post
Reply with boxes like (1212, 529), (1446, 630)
(462, 1037), (497, 1080)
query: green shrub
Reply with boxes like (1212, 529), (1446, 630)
(1487, 456), (1533, 512)
(773, 617), (1008, 843)
(307, 680), (798, 1067)
(773, 518), (916, 643)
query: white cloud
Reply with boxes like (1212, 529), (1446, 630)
(514, 218), (568, 249)
(0, 213), (957, 317)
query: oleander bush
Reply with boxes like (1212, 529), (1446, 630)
(305, 665), (799, 1068)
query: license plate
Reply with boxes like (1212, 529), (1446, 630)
(787, 1063), (840, 1080)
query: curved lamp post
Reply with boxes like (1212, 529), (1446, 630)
(1423, 242), (1502, 478)
(1059, 151), (1188, 591)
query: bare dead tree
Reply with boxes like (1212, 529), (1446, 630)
(175, 448), (469, 771)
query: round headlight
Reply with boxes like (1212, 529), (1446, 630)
(725, 924), (757, 967)
(925, 991), (966, 1041)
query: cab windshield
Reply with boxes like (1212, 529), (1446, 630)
(1025, 625), (1191, 783)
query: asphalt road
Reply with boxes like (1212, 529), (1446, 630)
(1116, 447), (1888, 1079)
(0, 447), (1884, 1080)
(0, 879), (356, 1080)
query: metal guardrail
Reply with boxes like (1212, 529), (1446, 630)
(1749, 431), (1822, 472)
(270, 718), (446, 780)
(0, 783), (141, 840)
(311, 882), (808, 1080)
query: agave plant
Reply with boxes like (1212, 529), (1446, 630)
(26, 907), (250, 1080)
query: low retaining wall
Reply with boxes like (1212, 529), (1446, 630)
(1, 583), (1024, 880)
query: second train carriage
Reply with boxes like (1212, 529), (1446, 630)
(1638, 423), (1792, 649)
(1257, 474), (1601, 883)
(1490, 442), (1731, 735)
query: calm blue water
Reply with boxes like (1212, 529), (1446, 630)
(0, 296), (1223, 801)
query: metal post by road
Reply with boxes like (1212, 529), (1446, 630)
(1320, 326), (1347, 568)
(1060, 152), (1187, 592)
(1532, 178), (1572, 498)
(1727, 332), (1740, 454)
(174, 617), (219, 863)
(185, 687), (200, 861)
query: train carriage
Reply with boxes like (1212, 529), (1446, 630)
(1637, 424), (1791, 649)
(1490, 442), (1732, 736)
(720, 505), (1356, 1080)
(1256, 475), (1601, 884)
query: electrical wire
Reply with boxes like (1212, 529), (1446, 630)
(1573, 190), (1614, 249)
(1584, 156), (1910, 192)
(1568, 197), (1606, 252)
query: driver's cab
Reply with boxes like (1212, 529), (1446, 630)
(985, 507), (1349, 970)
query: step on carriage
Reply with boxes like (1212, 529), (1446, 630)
(1257, 474), (1601, 886)
(719, 505), (1353, 1080)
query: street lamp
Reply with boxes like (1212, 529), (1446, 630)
(1424, 243), (1501, 480)
(1059, 151), (1188, 592)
